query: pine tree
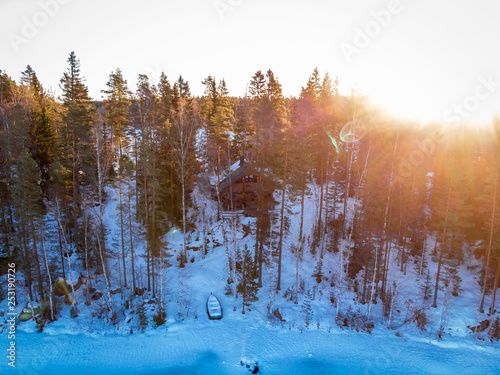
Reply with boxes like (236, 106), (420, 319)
(312, 259), (324, 284)
(249, 69), (288, 288)
(88, 112), (113, 305)
(59, 51), (94, 255)
(302, 289), (313, 327)
(137, 304), (148, 332)
(430, 149), (454, 308)
(102, 69), (131, 159)
(0, 70), (18, 258)
(132, 73), (155, 292)
(295, 68), (337, 254)
(422, 269), (432, 301)
(237, 245), (259, 314)
(153, 306), (166, 328)
(488, 316), (500, 341)
(170, 95), (197, 263)
(479, 169), (498, 312)
(232, 95), (254, 158)
(201, 75), (234, 219)
(102, 68), (131, 291)
(431, 140), (474, 307)
(20, 66), (55, 194)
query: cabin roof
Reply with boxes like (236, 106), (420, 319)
(219, 160), (250, 193)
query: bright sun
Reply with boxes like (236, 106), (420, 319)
(355, 69), (500, 128)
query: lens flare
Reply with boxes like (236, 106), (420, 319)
(327, 131), (340, 154)
(340, 119), (368, 143)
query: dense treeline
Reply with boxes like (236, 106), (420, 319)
(1, 52), (499, 335)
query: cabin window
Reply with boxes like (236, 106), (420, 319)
(244, 174), (257, 183)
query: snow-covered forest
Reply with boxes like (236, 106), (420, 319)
(1, 51), (500, 373)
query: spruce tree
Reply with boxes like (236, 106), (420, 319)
(21, 66), (55, 194)
(423, 269), (433, 301)
(237, 245), (259, 314)
(201, 75), (234, 219)
(302, 289), (313, 327)
(312, 259), (324, 284)
(102, 68), (131, 290)
(59, 51), (94, 254)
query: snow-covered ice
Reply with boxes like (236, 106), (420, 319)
(7, 314), (499, 375)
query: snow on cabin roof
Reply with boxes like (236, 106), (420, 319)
(219, 159), (249, 193)
(228, 158), (242, 172)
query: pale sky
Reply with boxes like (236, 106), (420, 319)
(1, 0), (500, 125)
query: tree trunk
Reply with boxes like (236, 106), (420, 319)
(0, 194), (11, 257)
(29, 201), (44, 301)
(320, 150), (330, 258)
(432, 181), (452, 308)
(256, 142), (264, 288)
(96, 233), (113, 313)
(295, 184), (305, 304)
(56, 202), (66, 280)
(399, 172), (417, 275)
(144, 146), (150, 291)
(268, 213), (274, 310)
(170, 160), (174, 222)
(128, 184), (136, 293)
(72, 125), (79, 254)
(299, 183), (305, 241)
(367, 239), (379, 318)
(381, 239), (391, 301)
(489, 260), (500, 314)
(242, 255), (246, 315)
(20, 203), (33, 301)
(228, 138), (238, 312)
(479, 171), (497, 313)
(255, 211), (262, 287)
(202, 204), (207, 258)
(134, 135), (139, 221)
(380, 130), (399, 299)
(179, 266), (184, 320)
(277, 148), (288, 291)
(152, 153), (156, 298)
(343, 144), (352, 238)
(40, 226), (54, 321)
(216, 141), (222, 221)
(317, 145), (324, 244)
(362, 223), (372, 304)
(119, 174), (127, 289)
(83, 200), (91, 306)
(362, 256), (369, 304)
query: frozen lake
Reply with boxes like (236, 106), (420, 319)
(5, 316), (499, 375)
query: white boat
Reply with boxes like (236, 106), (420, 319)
(206, 293), (223, 320)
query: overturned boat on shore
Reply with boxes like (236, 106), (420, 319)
(206, 293), (223, 320)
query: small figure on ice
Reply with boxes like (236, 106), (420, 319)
(240, 359), (261, 374)
(252, 363), (260, 374)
